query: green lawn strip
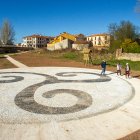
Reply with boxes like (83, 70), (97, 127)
(0, 54), (6, 58)
(32, 50), (83, 62)
(92, 59), (140, 71)
(61, 51), (83, 61)
(0, 53), (19, 57)
(107, 59), (140, 71)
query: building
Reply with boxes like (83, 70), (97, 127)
(47, 32), (87, 51)
(21, 34), (54, 48)
(72, 40), (89, 50)
(87, 33), (111, 50)
(16, 43), (21, 47)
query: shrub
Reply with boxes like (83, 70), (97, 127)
(121, 39), (140, 53)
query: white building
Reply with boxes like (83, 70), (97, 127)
(87, 33), (111, 50)
(21, 35), (54, 48)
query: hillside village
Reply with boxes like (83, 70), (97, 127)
(20, 32), (111, 51)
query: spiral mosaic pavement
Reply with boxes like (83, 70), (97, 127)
(0, 67), (134, 124)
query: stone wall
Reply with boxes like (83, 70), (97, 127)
(116, 49), (140, 61)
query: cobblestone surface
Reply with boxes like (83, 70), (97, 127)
(0, 67), (134, 124)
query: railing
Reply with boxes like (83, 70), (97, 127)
(0, 45), (34, 53)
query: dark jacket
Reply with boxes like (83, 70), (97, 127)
(101, 61), (106, 68)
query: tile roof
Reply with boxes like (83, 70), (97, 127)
(23, 34), (54, 39)
(87, 33), (110, 37)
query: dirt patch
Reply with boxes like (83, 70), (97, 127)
(118, 129), (140, 140)
(0, 57), (17, 69)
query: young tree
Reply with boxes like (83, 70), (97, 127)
(0, 20), (15, 45)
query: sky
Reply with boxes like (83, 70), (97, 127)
(0, 0), (139, 43)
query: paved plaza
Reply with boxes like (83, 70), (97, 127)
(0, 67), (140, 140)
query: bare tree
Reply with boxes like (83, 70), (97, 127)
(0, 20), (15, 45)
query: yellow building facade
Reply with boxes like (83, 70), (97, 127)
(49, 32), (76, 44)
(47, 32), (79, 50)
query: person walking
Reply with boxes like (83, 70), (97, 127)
(125, 63), (130, 78)
(101, 60), (106, 75)
(117, 62), (122, 76)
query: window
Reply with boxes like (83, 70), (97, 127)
(98, 41), (101, 45)
(105, 36), (107, 40)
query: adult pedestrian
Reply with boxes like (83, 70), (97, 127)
(101, 60), (106, 75)
(117, 62), (122, 76)
(125, 63), (130, 78)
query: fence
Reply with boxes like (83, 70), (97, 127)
(0, 45), (34, 53)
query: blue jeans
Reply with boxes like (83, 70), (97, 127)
(101, 68), (106, 75)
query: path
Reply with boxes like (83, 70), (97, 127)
(4, 55), (28, 68)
